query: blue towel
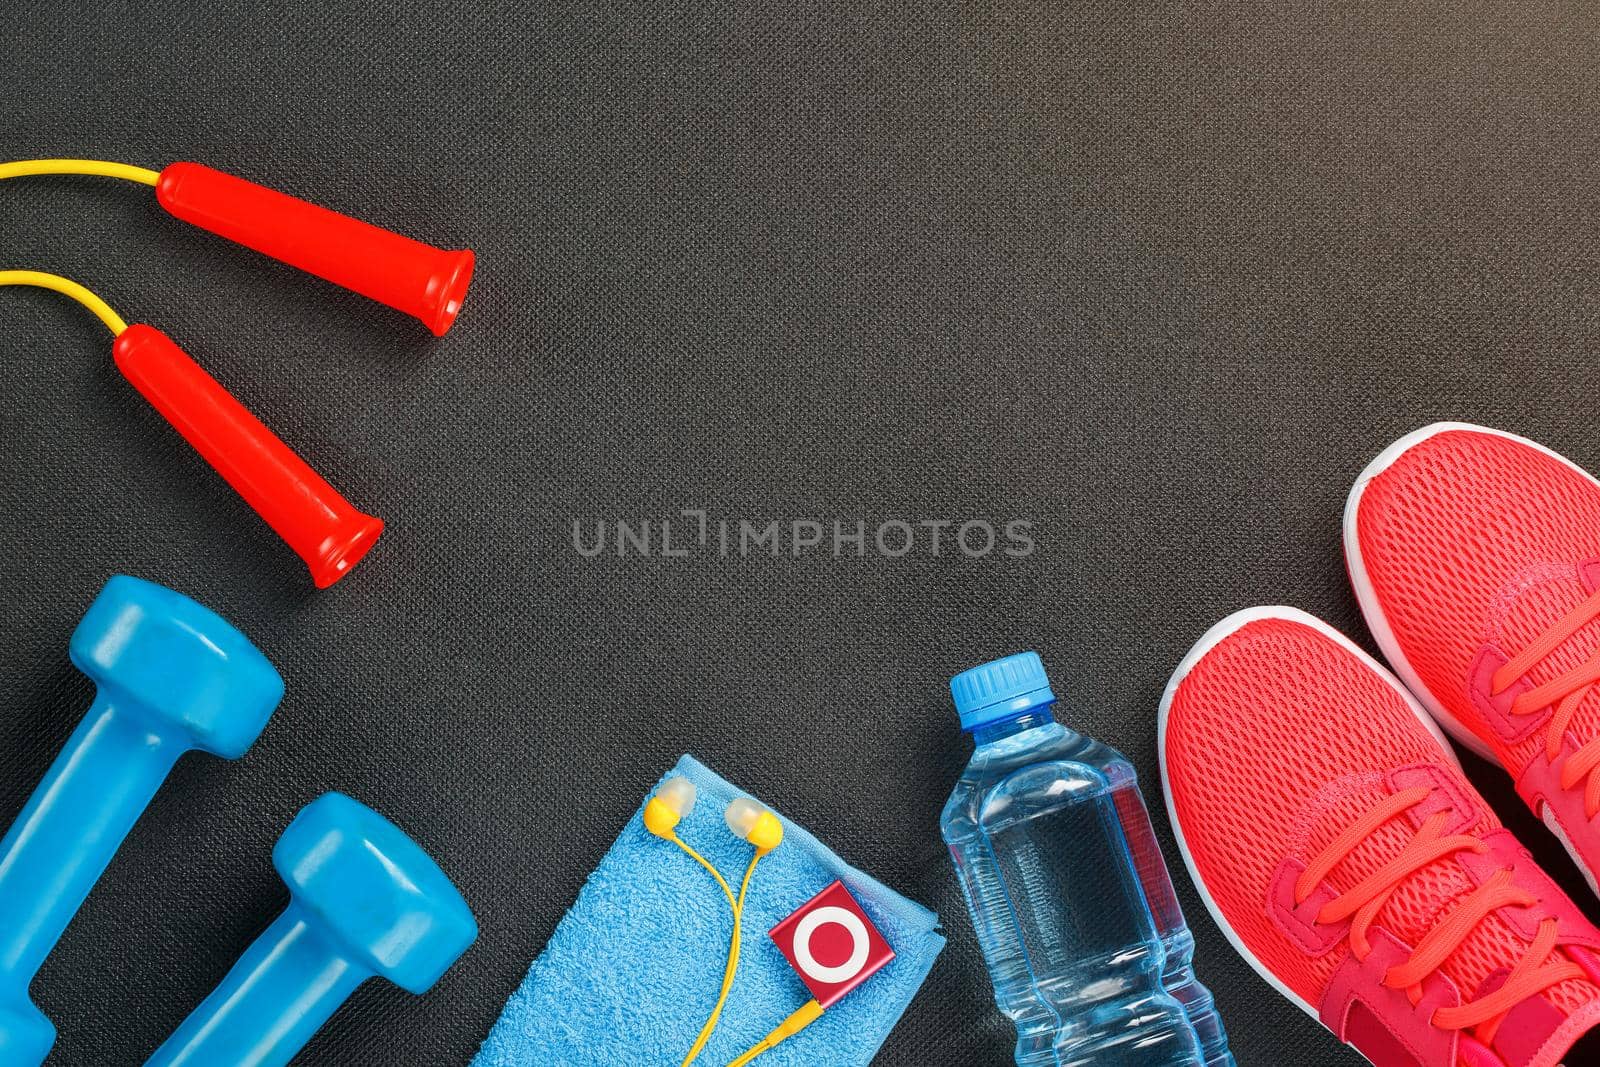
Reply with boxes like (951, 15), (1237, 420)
(473, 755), (945, 1067)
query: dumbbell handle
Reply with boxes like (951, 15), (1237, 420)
(146, 901), (369, 1067)
(0, 695), (181, 985)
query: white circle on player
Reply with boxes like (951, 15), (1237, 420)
(793, 905), (871, 985)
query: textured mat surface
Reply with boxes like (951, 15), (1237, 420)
(5, 3), (1600, 1064)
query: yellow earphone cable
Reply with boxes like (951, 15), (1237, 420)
(0, 159), (160, 186)
(680, 853), (763, 1065)
(668, 833), (738, 914)
(0, 271), (128, 335)
(725, 999), (824, 1067)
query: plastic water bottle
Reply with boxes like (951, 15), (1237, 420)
(941, 652), (1234, 1067)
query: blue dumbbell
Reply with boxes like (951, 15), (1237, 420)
(146, 792), (477, 1067)
(0, 575), (283, 1065)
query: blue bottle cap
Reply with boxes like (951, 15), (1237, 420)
(950, 651), (1056, 731)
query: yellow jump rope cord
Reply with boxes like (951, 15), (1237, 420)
(679, 853), (762, 1066)
(0, 271), (128, 335)
(0, 159), (160, 186)
(0, 162), (150, 336)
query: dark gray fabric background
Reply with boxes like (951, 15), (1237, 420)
(3, 3), (1599, 1064)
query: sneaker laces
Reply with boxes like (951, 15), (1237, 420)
(1492, 586), (1600, 818)
(1293, 785), (1584, 1039)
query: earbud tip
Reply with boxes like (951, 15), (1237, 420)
(725, 797), (762, 839)
(659, 776), (698, 818)
(724, 797), (784, 852)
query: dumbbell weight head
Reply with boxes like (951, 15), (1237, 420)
(71, 575), (283, 756)
(0, 575), (282, 1067)
(277, 793), (477, 993)
(146, 794), (476, 1067)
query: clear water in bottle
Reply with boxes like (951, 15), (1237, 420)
(941, 652), (1234, 1067)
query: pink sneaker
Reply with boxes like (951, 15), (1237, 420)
(1347, 423), (1600, 893)
(1161, 607), (1600, 1067)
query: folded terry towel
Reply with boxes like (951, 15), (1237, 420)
(474, 755), (945, 1066)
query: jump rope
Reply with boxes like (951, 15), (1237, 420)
(0, 157), (475, 586)
(644, 776), (827, 1066)
(6, 158), (847, 1062)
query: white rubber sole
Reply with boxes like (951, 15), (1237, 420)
(1157, 605), (1463, 1037)
(1343, 420), (1600, 889)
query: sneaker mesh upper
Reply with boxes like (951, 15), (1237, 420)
(1352, 428), (1600, 772)
(1164, 616), (1595, 1018)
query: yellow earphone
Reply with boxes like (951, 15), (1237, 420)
(645, 777), (791, 1067)
(723, 796), (784, 855)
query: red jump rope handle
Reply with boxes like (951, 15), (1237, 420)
(155, 163), (474, 337)
(113, 324), (384, 587)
